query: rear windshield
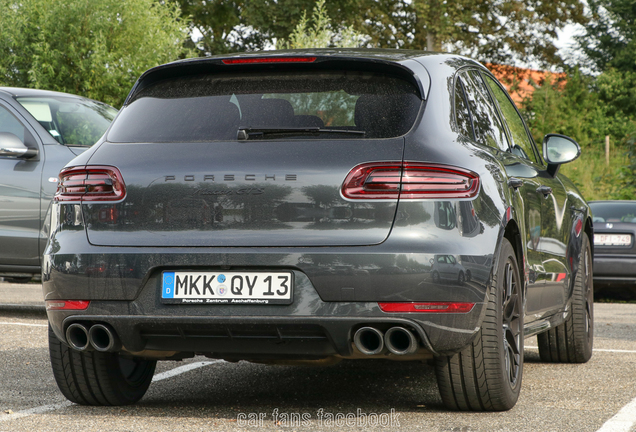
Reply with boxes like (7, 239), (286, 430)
(107, 70), (422, 142)
(590, 202), (636, 223)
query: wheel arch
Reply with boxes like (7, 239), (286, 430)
(585, 215), (594, 259)
(503, 218), (524, 300)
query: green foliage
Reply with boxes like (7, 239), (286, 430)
(522, 70), (606, 147)
(560, 149), (635, 201)
(174, 0), (265, 55)
(596, 69), (636, 127)
(619, 132), (636, 198)
(354, 0), (586, 66)
(174, 0), (586, 67)
(522, 68), (636, 200)
(524, 0), (636, 200)
(576, 0), (636, 73)
(277, 0), (363, 49)
(0, 0), (193, 107)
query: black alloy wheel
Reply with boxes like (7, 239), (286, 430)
(537, 233), (594, 363)
(502, 257), (522, 389)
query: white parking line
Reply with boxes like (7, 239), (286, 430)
(526, 346), (636, 354)
(0, 322), (48, 327)
(152, 360), (222, 382)
(0, 402), (73, 422)
(525, 345), (636, 432)
(596, 397), (636, 432)
(0, 360), (221, 422)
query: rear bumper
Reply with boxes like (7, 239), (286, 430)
(45, 269), (487, 358)
(593, 255), (636, 286)
(43, 198), (499, 358)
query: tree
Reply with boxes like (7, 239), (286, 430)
(177, 0), (587, 67)
(277, 0), (363, 49)
(548, 0), (636, 199)
(0, 0), (192, 107)
(522, 70), (608, 146)
(573, 0), (636, 127)
(521, 67), (636, 200)
(576, 0), (636, 73)
(174, 0), (266, 56)
(350, 0), (588, 66)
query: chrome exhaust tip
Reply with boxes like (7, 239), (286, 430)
(88, 323), (122, 352)
(384, 327), (418, 355)
(353, 327), (385, 355)
(66, 323), (91, 351)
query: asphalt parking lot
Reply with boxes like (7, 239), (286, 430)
(1, 282), (636, 432)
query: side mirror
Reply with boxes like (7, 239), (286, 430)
(542, 134), (581, 176)
(0, 132), (37, 158)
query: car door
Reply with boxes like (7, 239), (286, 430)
(481, 73), (568, 315)
(454, 69), (549, 319)
(0, 102), (44, 269)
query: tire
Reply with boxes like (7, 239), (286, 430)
(48, 324), (156, 405)
(432, 271), (440, 283)
(458, 271), (465, 285)
(537, 233), (593, 363)
(4, 276), (32, 283)
(435, 238), (523, 411)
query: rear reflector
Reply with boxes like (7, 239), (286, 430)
(55, 166), (126, 202)
(222, 57), (317, 65)
(378, 302), (475, 313)
(341, 162), (479, 200)
(46, 300), (90, 311)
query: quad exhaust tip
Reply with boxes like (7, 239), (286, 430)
(88, 323), (122, 352)
(66, 323), (91, 351)
(384, 326), (418, 355)
(65, 323), (122, 353)
(353, 327), (385, 355)
(353, 326), (419, 356)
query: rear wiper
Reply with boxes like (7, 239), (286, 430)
(237, 127), (365, 140)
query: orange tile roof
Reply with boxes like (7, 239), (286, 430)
(486, 64), (566, 107)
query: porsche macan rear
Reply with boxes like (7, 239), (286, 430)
(43, 52), (500, 362)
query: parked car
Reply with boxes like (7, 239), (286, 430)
(0, 87), (118, 282)
(43, 50), (594, 411)
(430, 254), (467, 284)
(589, 200), (636, 296)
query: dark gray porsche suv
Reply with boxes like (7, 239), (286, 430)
(43, 49), (594, 411)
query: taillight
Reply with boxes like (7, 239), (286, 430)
(55, 166), (126, 202)
(341, 162), (480, 200)
(222, 57), (317, 65)
(378, 302), (475, 313)
(46, 300), (90, 311)
(574, 218), (583, 237)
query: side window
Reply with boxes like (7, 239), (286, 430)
(460, 70), (509, 151)
(483, 74), (539, 164)
(0, 104), (27, 142)
(454, 77), (475, 139)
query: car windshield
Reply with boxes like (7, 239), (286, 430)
(107, 70), (422, 142)
(16, 96), (118, 146)
(590, 202), (636, 223)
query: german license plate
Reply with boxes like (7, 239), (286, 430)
(594, 234), (632, 246)
(161, 271), (293, 305)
